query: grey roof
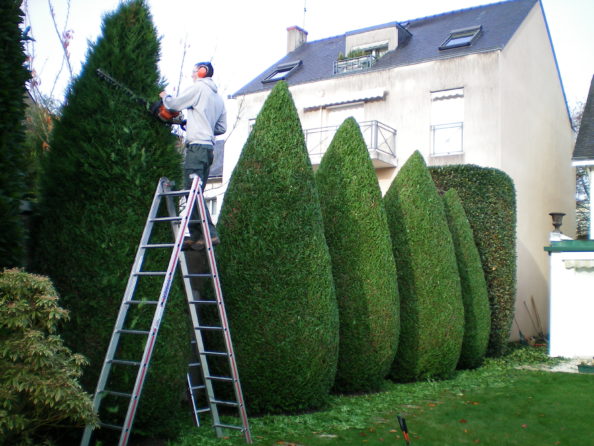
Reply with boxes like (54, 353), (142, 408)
(233, 0), (538, 97)
(573, 76), (594, 161)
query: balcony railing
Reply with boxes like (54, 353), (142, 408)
(304, 120), (397, 168)
(333, 55), (377, 74)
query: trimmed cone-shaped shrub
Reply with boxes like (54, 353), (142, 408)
(34, 0), (186, 437)
(315, 118), (399, 393)
(216, 81), (339, 414)
(430, 165), (516, 357)
(442, 189), (490, 369)
(384, 151), (464, 381)
(0, 0), (30, 268)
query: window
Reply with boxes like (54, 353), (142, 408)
(439, 26), (482, 50)
(430, 88), (464, 155)
(262, 61), (301, 83)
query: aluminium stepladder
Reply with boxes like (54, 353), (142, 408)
(80, 175), (251, 446)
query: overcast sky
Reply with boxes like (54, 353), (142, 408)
(25, 0), (593, 113)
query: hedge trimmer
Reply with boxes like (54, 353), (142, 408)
(96, 68), (186, 127)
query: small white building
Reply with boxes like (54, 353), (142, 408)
(223, 0), (576, 341)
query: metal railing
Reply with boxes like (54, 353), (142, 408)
(304, 120), (397, 165)
(333, 55), (377, 74)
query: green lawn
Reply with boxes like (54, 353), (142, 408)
(164, 347), (593, 446)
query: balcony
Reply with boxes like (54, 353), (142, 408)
(333, 55), (377, 75)
(304, 120), (397, 168)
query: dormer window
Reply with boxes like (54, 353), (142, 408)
(262, 61), (302, 83)
(439, 26), (482, 50)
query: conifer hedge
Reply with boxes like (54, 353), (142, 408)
(34, 0), (186, 437)
(430, 165), (516, 357)
(384, 151), (464, 381)
(315, 118), (399, 393)
(0, 0), (30, 269)
(216, 81), (339, 414)
(442, 189), (490, 369)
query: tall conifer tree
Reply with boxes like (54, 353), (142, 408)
(34, 0), (186, 437)
(0, 0), (30, 268)
(315, 118), (399, 393)
(384, 151), (464, 381)
(216, 81), (339, 414)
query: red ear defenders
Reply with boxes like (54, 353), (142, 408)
(197, 65), (208, 78)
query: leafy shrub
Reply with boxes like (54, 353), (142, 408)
(383, 151), (464, 381)
(430, 165), (516, 357)
(33, 0), (187, 437)
(442, 189), (491, 369)
(0, 0), (30, 269)
(315, 118), (399, 393)
(216, 81), (339, 414)
(0, 268), (97, 445)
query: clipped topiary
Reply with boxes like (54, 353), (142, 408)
(33, 0), (187, 438)
(430, 165), (516, 357)
(315, 117), (399, 393)
(384, 151), (464, 381)
(442, 189), (490, 369)
(216, 81), (339, 414)
(0, 269), (98, 445)
(0, 0), (30, 269)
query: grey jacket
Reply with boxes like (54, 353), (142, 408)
(162, 77), (226, 145)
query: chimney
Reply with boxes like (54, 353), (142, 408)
(287, 26), (308, 53)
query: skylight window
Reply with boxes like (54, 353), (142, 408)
(439, 26), (482, 50)
(262, 61), (302, 83)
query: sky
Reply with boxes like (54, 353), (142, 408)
(24, 0), (594, 116)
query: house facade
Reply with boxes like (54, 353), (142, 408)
(222, 0), (575, 340)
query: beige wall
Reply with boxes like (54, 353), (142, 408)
(225, 2), (574, 341)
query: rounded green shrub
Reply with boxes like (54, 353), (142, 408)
(442, 189), (490, 369)
(216, 81), (339, 414)
(0, 269), (98, 445)
(33, 0), (187, 437)
(384, 151), (464, 381)
(315, 117), (399, 393)
(430, 165), (516, 357)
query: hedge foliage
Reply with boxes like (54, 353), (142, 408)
(442, 189), (491, 369)
(0, 0), (30, 269)
(216, 81), (339, 414)
(315, 118), (399, 393)
(384, 151), (464, 381)
(0, 269), (97, 445)
(33, 0), (187, 437)
(430, 165), (516, 357)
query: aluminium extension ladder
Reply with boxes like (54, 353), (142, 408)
(80, 175), (251, 446)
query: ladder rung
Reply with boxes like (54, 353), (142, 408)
(184, 273), (213, 279)
(99, 422), (124, 431)
(149, 216), (182, 222)
(142, 243), (175, 249)
(103, 390), (132, 398)
(195, 407), (211, 413)
(203, 350), (230, 357)
(190, 384), (206, 391)
(109, 359), (141, 366)
(188, 299), (218, 304)
(134, 271), (166, 276)
(188, 362), (201, 367)
(211, 399), (239, 407)
(159, 190), (189, 197)
(195, 325), (225, 331)
(205, 375), (235, 382)
(116, 329), (150, 335)
(213, 423), (245, 431)
(126, 300), (159, 305)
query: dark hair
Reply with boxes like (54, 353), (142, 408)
(195, 61), (214, 77)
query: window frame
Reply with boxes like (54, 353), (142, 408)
(439, 26), (482, 50)
(262, 61), (302, 83)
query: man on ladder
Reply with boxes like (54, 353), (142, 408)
(160, 61), (226, 250)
